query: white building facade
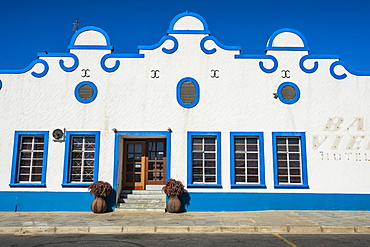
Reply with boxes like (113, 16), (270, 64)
(1, 12), (370, 211)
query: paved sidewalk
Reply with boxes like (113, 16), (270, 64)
(0, 211), (370, 234)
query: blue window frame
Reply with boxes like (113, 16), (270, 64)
(75, 81), (98, 104)
(187, 132), (222, 188)
(272, 132), (308, 188)
(10, 131), (49, 187)
(230, 132), (266, 188)
(62, 131), (100, 187)
(276, 82), (300, 104)
(176, 77), (200, 108)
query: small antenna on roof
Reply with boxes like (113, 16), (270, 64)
(72, 17), (79, 32)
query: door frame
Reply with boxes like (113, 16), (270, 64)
(113, 131), (171, 193)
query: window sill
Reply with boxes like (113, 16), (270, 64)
(9, 183), (46, 188)
(62, 183), (91, 188)
(187, 184), (222, 188)
(231, 184), (266, 189)
(274, 184), (309, 189)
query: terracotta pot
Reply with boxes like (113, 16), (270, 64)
(167, 195), (182, 213)
(91, 196), (107, 213)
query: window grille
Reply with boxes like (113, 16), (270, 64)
(18, 136), (44, 183)
(70, 135), (95, 183)
(276, 137), (302, 184)
(78, 84), (94, 100)
(234, 137), (259, 183)
(180, 81), (196, 104)
(192, 136), (217, 183)
(281, 85), (296, 100)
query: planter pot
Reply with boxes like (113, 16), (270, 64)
(166, 195), (182, 213)
(91, 196), (107, 213)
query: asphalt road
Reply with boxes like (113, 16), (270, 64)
(0, 234), (370, 247)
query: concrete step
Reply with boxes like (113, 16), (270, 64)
(126, 194), (165, 199)
(118, 203), (165, 209)
(119, 199), (166, 204)
(114, 207), (165, 212)
(115, 189), (166, 212)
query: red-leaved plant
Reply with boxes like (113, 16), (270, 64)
(162, 178), (185, 197)
(88, 181), (113, 197)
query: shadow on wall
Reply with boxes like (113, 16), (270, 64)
(105, 190), (116, 212)
(180, 191), (191, 212)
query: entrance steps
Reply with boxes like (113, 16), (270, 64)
(115, 190), (166, 212)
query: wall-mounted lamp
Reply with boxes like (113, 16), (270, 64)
(167, 127), (172, 132)
(273, 93), (278, 99)
(112, 128), (117, 133)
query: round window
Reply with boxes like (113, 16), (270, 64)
(277, 82), (300, 104)
(75, 81), (98, 103)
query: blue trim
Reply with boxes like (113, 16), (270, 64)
(138, 35), (179, 54)
(330, 60), (370, 80)
(62, 131), (100, 187)
(167, 12), (210, 34)
(187, 132), (222, 188)
(276, 82), (300, 104)
(10, 131), (49, 187)
(74, 81), (98, 104)
(272, 132), (308, 188)
(113, 131), (172, 191)
(1, 191), (369, 211)
(234, 54), (278, 73)
(266, 28), (309, 51)
(0, 80), (2, 90)
(200, 36), (241, 54)
(0, 192), (94, 211)
(101, 53), (145, 72)
(187, 184), (222, 188)
(68, 26), (113, 50)
(0, 59), (49, 78)
(299, 55), (340, 73)
(37, 52), (79, 72)
(176, 77), (200, 108)
(230, 132), (266, 188)
(182, 192), (370, 211)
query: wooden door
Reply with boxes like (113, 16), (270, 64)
(146, 140), (166, 185)
(123, 141), (146, 190)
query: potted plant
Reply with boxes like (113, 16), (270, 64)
(162, 178), (185, 213)
(88, 181), (113, 213)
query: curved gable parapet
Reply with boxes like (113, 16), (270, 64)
(299, 55), (340, 73)
(167, 12), (210, 34)
(200, 36), (241, 54)
(101, 53), (144, 72)
(330, 60), (370, 80)
(0, 59), (49, 78)
(37, 53), (79, 72)
(235, 54), (278, 73)
(68, 26), (113, 50)
(266, 28), (309, 51)
(138, 36), (179, 54)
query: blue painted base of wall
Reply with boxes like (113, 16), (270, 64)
(0, 191), (116, 212)
(181, 192), (370, 212)
(1, 191), (370, 211)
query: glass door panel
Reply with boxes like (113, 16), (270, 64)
(146, 140), (166, 185)
(123, 141), (145, 190)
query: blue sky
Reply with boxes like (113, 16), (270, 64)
(1, 0), (370, 70)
